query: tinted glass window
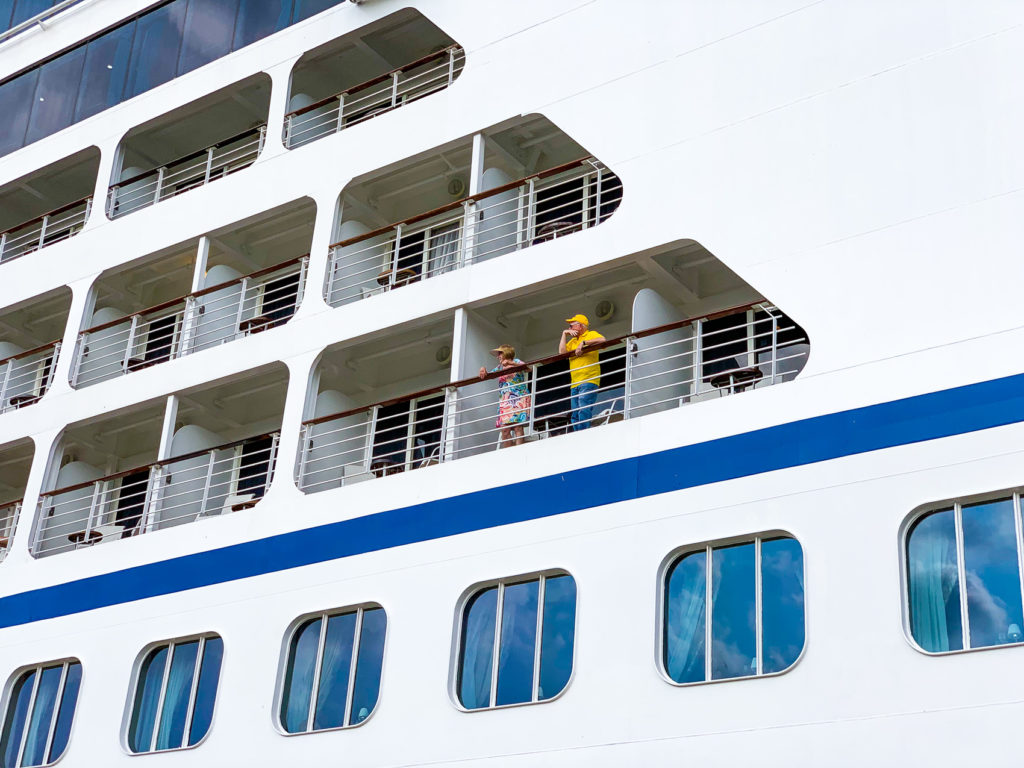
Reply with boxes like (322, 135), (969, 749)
(664, 536), (805, 684)
(9, 0), (50, 26)
(128, 636), (223, 753)
(0, 71), (39, 156)
(907, 495), (1024, 652)
(0, 1), (14, 29)
(458, 573), (577, 710)
(280, 606), (387, 734)
(25, 46), (86, 143)
(0, 660), (82, 767)
(74, 24), (136, 121)
(233, 0), (290, 48)
(292, 0), (336, 22)
(124, 0), (187, 100)
(178, 0), (239, 74)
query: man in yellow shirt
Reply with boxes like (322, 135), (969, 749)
(559, 314), (605, 431)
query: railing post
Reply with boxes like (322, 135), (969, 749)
(515, 185), (526, 250)
(389, 225), (402, 289)
(693, 318), (704, 396)
(257, 124), (267, 155)
(442, 386), (458, 462)
(593, 166), (603, 226)
(38, 215), (48, 249)
(198, 451), (216, 517)
(203, 147), (215, 184)
(0, 358), (12, 412)
(284, 113), (294, 148)
(461, 200), (476, 266)
(83, 197), (92, 223)
(364, 405), (380, 473)
(447, 48), (457, 85)
(295, 256), (309, 309)
(70, 332), (87, 386)
(106, 187), (117, 218)
(179, 297), (198, 357)
(296, 424), (310, 491)
(233, 277), (249, 336)
(154, 167), (166, 204)
(122, 315), (140, 374)
(335, 93), (346, 132)
(391, 71), (400, 107)
(623, 336), (634, 419)
(140, 466), (161, 535)
(525, 177), (536, 245)
(0, 232), (6, 262)
(44, 341), (60, 391)
(264, 433), (280, 494)
(770, 311), (779, 385)
(526, 365), (539, 437)
(81, 481), (102, 546)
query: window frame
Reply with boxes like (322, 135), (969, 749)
(121, 632), (224, 755)
(449, 568), (579, 713)
(901, 487), (1024, 656)
(273, 601), (388, 737)
(656, 530), (807, 687)
(0, 657), (82, 768)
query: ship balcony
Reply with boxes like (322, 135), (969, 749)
(33, 367), (287, 557)
(285, 8), (463, 149)
(0, 147), (98, 264)
(326, 117), (622, 306)
(0, 286), (71, 412)
(301, 244), (808, 492)
(73, 201), (314, 388)
(0, 439), (33, 562)
(106, 74), (270, 219)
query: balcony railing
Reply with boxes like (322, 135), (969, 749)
(0, 339), (60, 412)
(297, 304), (808, 493)
(0, 500), (20, 560)
(284, 45), (465, 149)
(325, 158), (622, 307)
(72, 256), (307, 388)
(33, 432), (280, 557)
(107, 126), (267, 219)
(0, 196), (91, 264)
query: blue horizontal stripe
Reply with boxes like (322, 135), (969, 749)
(3, 372), (1024, 629)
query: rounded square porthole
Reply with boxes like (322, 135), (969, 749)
(276, 604), (387, 734)
(0, 658), (82, 766)
(452, 570), (577, 711)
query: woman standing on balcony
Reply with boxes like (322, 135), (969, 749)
(479, 344), (531, 447)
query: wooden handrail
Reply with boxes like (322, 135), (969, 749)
(287, 45), (462, 119)
(79, 255), (307, 336)
(40, 431), (280, 498)
(1, 195), (91, 240)
(303, 301), (769, 427)
(111, 125), (266, 190)
(0, 338), (60, 367)
(327, 157), (597, 250)
(0, 499), (22, 510)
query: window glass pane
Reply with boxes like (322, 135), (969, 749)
(961, 498), (1024, 648)
(538, 575), (576, 700)
(188, 637), (222, 746)
(1, 670), (35, 767)
(124, 0), (187, 100)
(129, 646), (167, 752)
(761, 538), (805, 673)
(232, 0), (289, 49)
(48, 662), (81, 762)
(292, 0), (337, 22)
(664, 550), (706, 683)
(280, 618), (321, 733)
(25, 46), (86, 143)
(74, 23), (136, 121)
(155, 640), (199, 750)
(20, 664), (62, 766)
(313, 612), (357, 730)
(10, 0), (51, 26)
(907, 508), (963, 652)
(458, 587), (497, 710)
(349, 608), (386, 725)
(711, 542), (756, 680)
(178, 0), (239, 74)
(496, 579), (539, 706)
(0, 1), (14, 30)
(0, 70), (39, 156)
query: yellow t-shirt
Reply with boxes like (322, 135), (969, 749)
(566, 330), (603, 387)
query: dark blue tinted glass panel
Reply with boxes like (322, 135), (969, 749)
(1, 670), (35, 767)
(761, 538), (805, 673)
(233, 0), (289, 48)
(0, 70), (38, 156)
(178, 0), (239, 74)
(188, 637), (222, 746)
(10, 0), (51, 26)
(124, 0), (187, 100)
(292, 0), (336, 22)
(20, 664), (62, 766)
(25, 46), (85, 143)
(664, 550), (706, 683)
(155, 640), (198, 750)
(907, 508), (963, 652)
(711, 542), (756, 680)
(313, 612), (357, 730)
(538, 575), (576, 700)
(459, 587), (497, 709)
(48, 662), (81, 762)
(0, 1), (14, 30)
(495, 579), (539, 706)
(350, 608), (386, 725)
(280, 617), (321, 733)
(74, 23), (136, 121)
(129, 646), (167, 752)
(962, 498), (1023, 648)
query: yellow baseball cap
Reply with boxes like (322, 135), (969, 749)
(565, 314), (589, 325)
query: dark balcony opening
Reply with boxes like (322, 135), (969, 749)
(0, 438), (33, 558)
(0, 286), (71, 411)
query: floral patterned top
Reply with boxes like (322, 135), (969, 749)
(490, 359), (531, 426)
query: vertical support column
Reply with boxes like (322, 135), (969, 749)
(461, 133), (486, 265)
(54, 278), (99, 395)
(14, 428), (65, 562)
(192, 235), (211, 293)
